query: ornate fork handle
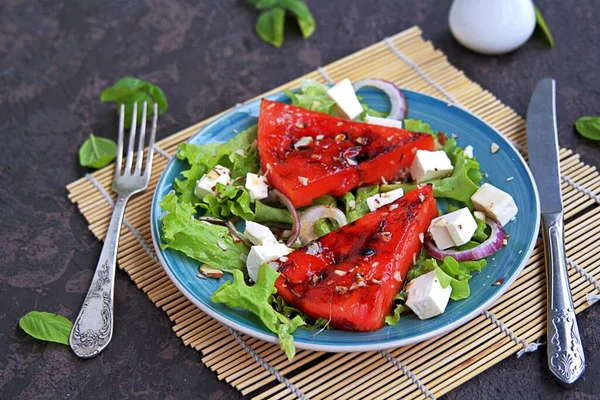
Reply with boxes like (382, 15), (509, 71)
(543, 212), (585, 384)
(70, 195), (130, 358)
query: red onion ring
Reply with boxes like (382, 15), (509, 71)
(424, 218), (506, 262)
(298, 205), (348, 245)
(353, 79), (407, 120)
(271, 189), (300, 247)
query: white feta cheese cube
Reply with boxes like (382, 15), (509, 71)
(364, 115), (403, 129)
(366, 188), (404, 212)
(247, 243), (293, 282)
(327, 78), (364, 120)
(409, 150), (454, 183)
(406, 271), (452, 320)
(194, 165), (231, 199)
(464, 145), (474, 158)
(245, 173), (269, 201)
(471, 183), (518, 226)
(429, 207), (478, 250)
(244, 221), (278, 246)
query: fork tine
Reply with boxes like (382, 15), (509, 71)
(134, 102), (148, 175)
(124, 102), (138, 174)
(115, 104), (125, 176)
(144, 103), (158, 179)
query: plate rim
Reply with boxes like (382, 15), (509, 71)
(150, 89), (541, 353)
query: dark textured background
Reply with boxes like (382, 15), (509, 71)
(1, 0), (599, 398)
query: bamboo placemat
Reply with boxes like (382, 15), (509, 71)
(67, 26), (600, 399)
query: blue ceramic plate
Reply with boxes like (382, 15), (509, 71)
(150, 88), (540, 352)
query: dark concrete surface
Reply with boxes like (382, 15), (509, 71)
(1, 0), (598, 398)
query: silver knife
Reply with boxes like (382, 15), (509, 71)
(526, 78), (585, 384)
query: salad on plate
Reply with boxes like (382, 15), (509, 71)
(158, 79), (519, 359)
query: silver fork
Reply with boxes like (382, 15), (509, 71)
(70, 102), (158, 358)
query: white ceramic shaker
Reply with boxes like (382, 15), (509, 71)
(449, 0), (537, 55)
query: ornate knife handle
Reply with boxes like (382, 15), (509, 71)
(70, 195), (129, 358)
(543, 212), (585, 384)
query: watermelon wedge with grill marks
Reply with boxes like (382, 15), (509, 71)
(257, 99), (435, 207)
(274, 185), (437, 331)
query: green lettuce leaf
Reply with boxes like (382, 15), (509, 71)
(285, 80), (336, 114)
(254, 201), (293, 224)
(406, 253), (486, 301)
(431, 147), (482, 209)
(404, 119), (436, 136)
(313, 218), (339, 237)
(200, 183), (255, 221)
(273, 296), (329, 330)
(472, 215), (489, 243)
(342, 185), (379, 222)
(19, 311), (72, 345)
(385, 292), (409, 326)
(159, 192), (249, 272)
(211, 265), (305, 359)
(174, 126), (259, 205)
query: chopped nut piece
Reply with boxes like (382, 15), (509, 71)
(294, 136), (313, 149)
(335, 286), (348, 294)
(348, 200), (356, 210)
(419, 232), (425, 243)
(316, 134), (325, 140)
(393, 271), (402, 282)
(279, 256), (289, 262)
(492, 278), (505, 286)
(389, 204), (399, 211)
(346, 157), (357, 166)
(298, 176), (309, 186)
(217, 240), (228, 251)
(378, 232), (392, 242)
(371, 278), (381, 285)
(335, 133), (346, 141)
(490, 143), (500, 153)
(334, 270), (347, 276)
(200, 265), (224, 279)
(506, 176), (514, 182)
(355, 137), (365, 144)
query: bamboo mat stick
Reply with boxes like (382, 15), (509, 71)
(66, 26), (599, 400)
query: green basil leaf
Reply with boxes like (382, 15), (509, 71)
(279, 0), (316, 38)
(255, 7), (285, 48)
(19, 311), (72, 345)
(534, 5), (554, 48)
(100, 77), (146, 101)
(575, 116), (600, 141)
(79, 134), (118, 169)
(100, 77), (168, 128)
(254, 0), (278, 9)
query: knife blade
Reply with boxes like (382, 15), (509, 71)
(526, 79), (585, 385)
(526, 79), (562, 214)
